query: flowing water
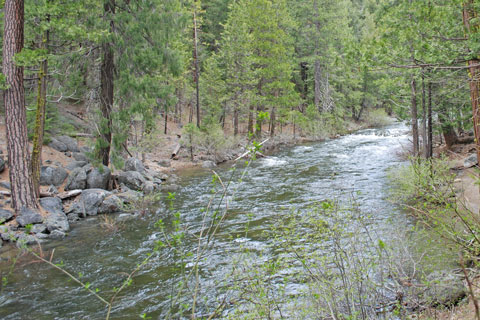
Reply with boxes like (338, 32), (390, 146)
(0, 122), (455, 319)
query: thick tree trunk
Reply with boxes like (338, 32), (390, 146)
(411, 76), (419, 156)
(427, 81), (433, 158)
(421, 71), (428, 158)
(99, 0), (115, 167)
(3, 0), (38, 211)
(31, 27), (49, 198)
(463, 2), (480, 164)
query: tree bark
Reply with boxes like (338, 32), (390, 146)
(313, 0), (321, 112)
(421, 71), (428, 158)
(31, 25), (49, 198)
(463, 2), (480, 164)
(233, 104), (239, 136)
(270, 107), (276, 137)
(427, 80), (433, 158)
(193, 6), (200, 128)
(411, 76), (419, 156)
(3, 0), (38, 211)
(247, 104), (254, 135)
(99, 0), (115, 167)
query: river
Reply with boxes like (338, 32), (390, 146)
(0, 122), (455, 319)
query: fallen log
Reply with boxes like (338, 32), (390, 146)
(0, 189), (82, 200)
(234, 138), (270, 161)
(171, 144), (182, 159)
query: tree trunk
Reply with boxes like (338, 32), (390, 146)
(270, 107), (276, 137)
(193, 6), (200, 128)
(313, 0), (321, 112)
(255, 105), (262, 138)
(99, 0), (115, 167)
(411, 76), (419, 156)
(247, 104), (254, 135)
(463, 2), (480, 164)
(233, 105), (239, 136)
(427, 80), (433, 158)
(31, 25), (49, 198)
(421, 71), (428, 158)
(3, 0), (38, 211)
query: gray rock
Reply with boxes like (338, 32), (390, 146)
(0, 156), (5, 173)
(0, 209), (14, 223)
(73, 152), (89, 162)
(143, 181), (155, 194)
(117, 190), (142, 204)
(46, 185), (59, 194)
(16, 233), (36, 247)
(35, 233), (49, 239)
(0, 181), (11, 190)
(422, 271), (467, 306)
(49, 138), (68, 152)
(86, 165), (111, 190)
(66, 161), (87, 171)
(464, 153), (478, 168)
(166, 174), (179, 184)
(117, 213), (135, 222)
(117, 171), (146, 191)
(162, 184), (180, 192)
(40, 197), (63, 214)
(44, 211), (69, 232)
(67, 189), (111, 217)
(32, 224), (47, 234)
(0, 225), (16, 241)
(56, 136), (79, 152)
(49, 230), (66, 240)
(17, 207), (43, 227)
(202, 161), (217, 169)
(65, 167), (88, 191)
(124, 157), (145, 173)
(156, 159), (171, 167)
(98, 195), (123, 214)
(40, 166), (68, 186)
(67, 213), (80, 222)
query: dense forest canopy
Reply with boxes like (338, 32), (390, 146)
(0, 0), (479, 211)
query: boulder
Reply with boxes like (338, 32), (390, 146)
(156, 159), (171, 168)
(67, 213), (80, 222)
(66, 161), (87, 171)
(40, 165), (68, 186)
(202, 161), (217, 169)
(98, 195), (123, 214)
(0, 209), (14, 223)
(422, 271), (467, 306)
(143, 181), (155, 194)
(124, 157), (145, 173)
(49, 138), (68, 152)
(16, 233), (37, 247)
(464, 153), (478, 168)
(41, 197), (69, 232)
(31, 224), (47, 234)
(0, 156), (5, 173)
(162, 184), (180, 192)
(49, 230), (66, 240)
(65, 167), (88, 191)
(117, 189), (142, 204)
(67, 189), (111, 217)
(17, 207), (43, 227)
(117, 171), (146, 191)
(56, 136), (79, 152)
(86, 165), (111, 190)
(73, 152), (89, 162)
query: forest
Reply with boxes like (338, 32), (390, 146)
(1, 0), (480, 319)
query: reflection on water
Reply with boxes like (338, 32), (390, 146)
(0, 123), (453, 319)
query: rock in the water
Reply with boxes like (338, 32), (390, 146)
(464, 153), (478, 168)
(49, 230), (66, 240)
(32, 224), (47, 234)
(202, 161), (217, 169)
(49, 138), (68, 152)
(56, 136), (80, 152)
(98, 195), (123, 214)
(16, 233), (36, 247)
(117, 171), (146, 191)
(67, 189), (111, 217)
(17, 207), (43, 227)
(66, 161), (88, 171)
(0, 209), (14, 223)
(0, 156), (5, 173)
(40, 165), (68, 186)
(156, 159), (171, 168)
(117, 189), (142, 204)
(67, 213), (80, 222)
(117, 213), (135, 222)
(86, 165), (111, 190)
(41, 197), (69, 232)
(124, 157), (145, 173)
(73, 152), (89, 162)
(0, 181), (11, 190)
(162, 184), (180, 192)
(423, 271), (467, 306)
(65, 167), (88, 191)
